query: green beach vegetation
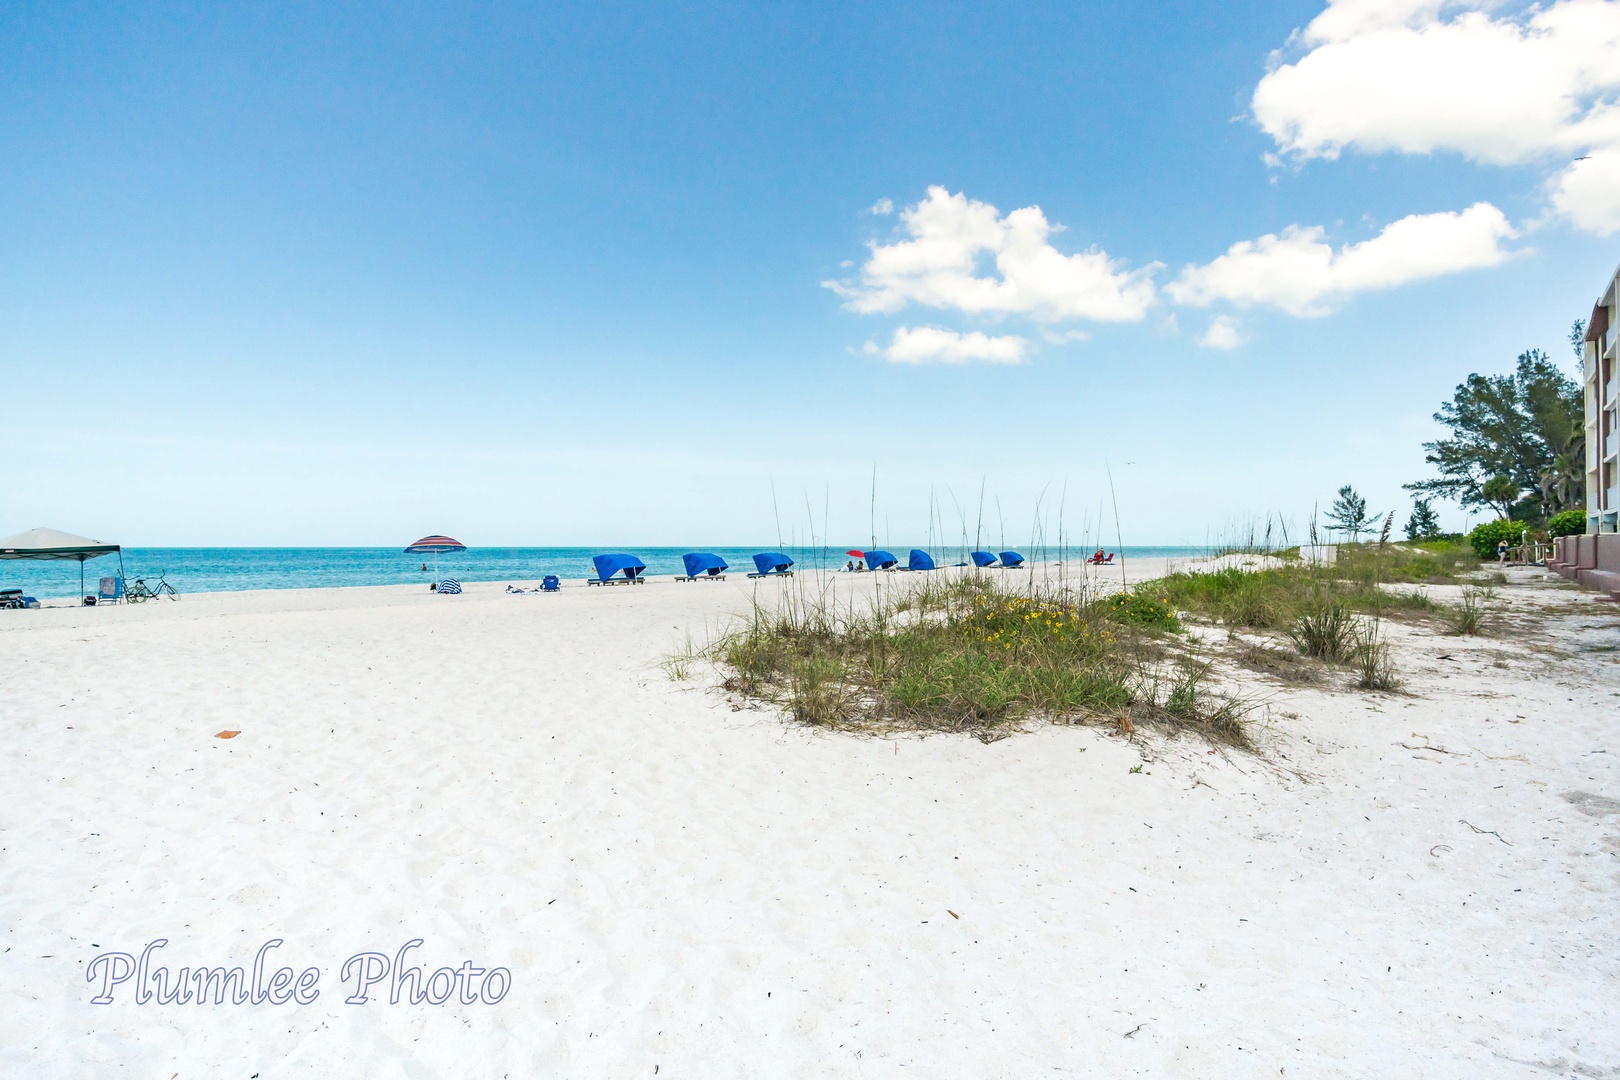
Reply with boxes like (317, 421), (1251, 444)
(1547, 509), (1586, 538)
(697, 529), (1497, 747)
(706, 571), (1251, 747)
(1466, 518), (1525, 559)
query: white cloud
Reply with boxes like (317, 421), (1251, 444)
(1549, 145), (1620, 233)
(866, 326), (1031, 365)
(1198, 315), (1244, 350)
(1040, 328), (1092, 345)
(1251, 0), (1620, 233)
(870, 198), (895, 215)
(825, 186), (1159, 323)
(1167, 202), (1516, 315)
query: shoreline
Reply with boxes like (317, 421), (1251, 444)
(4, 552), (1274, 609)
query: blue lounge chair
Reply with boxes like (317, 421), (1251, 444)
(970, 550), (997, 568)
(905, 549), (936, 571)
(1, 588), (29, 610)
(863, 549), (898, 571)
(998, 551), (1025, 569)
(747, 552), (794, 578)
(541, 575), (561, 592)
(677, 552), (728, 581)
(588, 553), (647, 586)
(97, 576), (125, 604)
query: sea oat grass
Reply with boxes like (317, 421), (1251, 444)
(707, 575), (1247, 747)
(1354, 627), (1402, 691)
(1442, 586), (1490, 636)
(1290, 599), (1357, 662)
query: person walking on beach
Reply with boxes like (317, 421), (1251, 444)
(1497, 538), (1509, 565)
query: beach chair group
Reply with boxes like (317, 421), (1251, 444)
(851, 549), (935, 572)
(970, 550), (1025, 569)
(502, 546), (1027, 592)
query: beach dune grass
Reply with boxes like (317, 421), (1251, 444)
(712, 573), (1247, 747)
(1155, 541), (1477, 635)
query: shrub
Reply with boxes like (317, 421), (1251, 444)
(1548, 509), (1587, 538)
(1104, 589), (1182, 631)
(1289, 599), (1356, 661)
(1467, 518), (1524, 560)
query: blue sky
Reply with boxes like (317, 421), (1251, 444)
(3, 1), (1617, 547)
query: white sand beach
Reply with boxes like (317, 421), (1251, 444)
(3, 566), (1618, 1077)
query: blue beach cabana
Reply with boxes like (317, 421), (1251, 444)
(677, 552), (728, 581)
(748, 552), (794, 578)
(970, 550), (997, 568)
(998, 550), (1026, 568)
(589, 553), (647, 585)
(863, 549), (898, 571)
(906, 549), (936, 571)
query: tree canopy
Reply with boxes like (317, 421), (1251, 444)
(1405, 348), (1584, 520)
(1324, 484), (1376, 540)
(1404, 498), (1441, 540)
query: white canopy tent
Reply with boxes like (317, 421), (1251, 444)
(0, 527), (123, 598)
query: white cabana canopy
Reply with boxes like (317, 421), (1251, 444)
(0, 527), (123, 598)
(0, 527), (121, 560)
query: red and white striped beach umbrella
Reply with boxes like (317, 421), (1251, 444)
(404, 535), (466, 579)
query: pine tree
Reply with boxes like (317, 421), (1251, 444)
(1324, 485), (1377, 541)
(1404, 499), (1441, 541)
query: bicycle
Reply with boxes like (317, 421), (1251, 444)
(126, 572), (181, 602)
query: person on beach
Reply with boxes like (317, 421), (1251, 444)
(1497, 539), (1509, 565)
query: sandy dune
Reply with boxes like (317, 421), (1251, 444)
(2, 566), (1617, 1077)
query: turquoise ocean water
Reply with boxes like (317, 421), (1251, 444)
(3, 546), (1211, 600)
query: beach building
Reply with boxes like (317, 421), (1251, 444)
(1583, 263), (1620, 533)
(1552, 260), (1620, 593)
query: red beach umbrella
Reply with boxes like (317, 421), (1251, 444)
(845, 549), (865, 558)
